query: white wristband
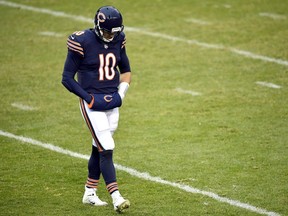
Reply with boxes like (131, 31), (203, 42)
(118, 82), (130, 100)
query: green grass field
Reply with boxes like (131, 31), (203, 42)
(0, 0), (287, 215)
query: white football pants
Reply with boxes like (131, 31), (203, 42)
(79, 99), (119, 151)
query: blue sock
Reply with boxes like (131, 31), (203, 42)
(87, 145), (101, 181)
(99, 150), (118, 194)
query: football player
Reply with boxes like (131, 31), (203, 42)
(61, 5), (131, 213)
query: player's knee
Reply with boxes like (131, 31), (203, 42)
(97, 129), (115, 150)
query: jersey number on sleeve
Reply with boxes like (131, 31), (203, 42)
(99, 53), (116, 81)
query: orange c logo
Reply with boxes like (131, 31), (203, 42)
(104, 95), (113, 102)
(97, 12), (106, 23)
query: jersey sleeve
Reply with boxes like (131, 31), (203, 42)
(118, 35), (131, 73)
(62, 32), (91, 103)
(66, 32), (85, 57)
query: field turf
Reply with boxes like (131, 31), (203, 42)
(0, 0), (287, 215)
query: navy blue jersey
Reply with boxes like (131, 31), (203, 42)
(62, 28), (131, 103)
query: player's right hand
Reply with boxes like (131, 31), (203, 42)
(87, 95), (95, 109)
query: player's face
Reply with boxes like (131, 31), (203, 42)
(102, 30), (116, 41)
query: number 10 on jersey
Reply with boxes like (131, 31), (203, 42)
(99, 53), (116, 81)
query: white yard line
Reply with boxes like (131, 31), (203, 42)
(0, 0), (92, 23)
(256, 81), (282, 89)
(175, 88), (202, 96)
(0, 129), (281, 216)
(213, 4), (232, 9)
(185, 18), (211, 25)
(11, 103), (37, 111)
(259, 13), (286, 20)
(38, 31), (64, 37)
(1, 0), (288, 67)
